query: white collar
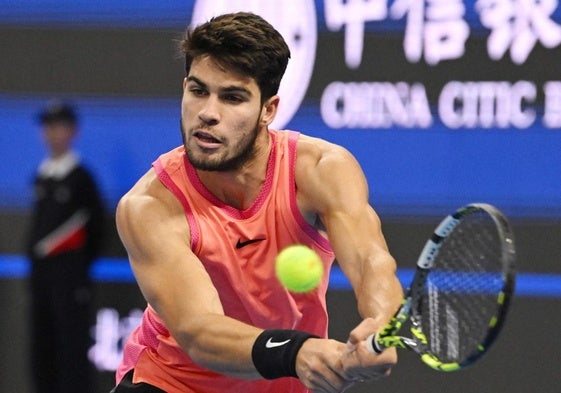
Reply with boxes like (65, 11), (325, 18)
(38, 151), (80, 179)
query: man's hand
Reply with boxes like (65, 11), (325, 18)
(295, 338), (355, 393)
(341, 318), (397, 383)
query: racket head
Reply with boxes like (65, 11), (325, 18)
(409, 203), (516, 371)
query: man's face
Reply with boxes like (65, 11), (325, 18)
(41, 122), (76, 158)
(181, 56), (267, 172)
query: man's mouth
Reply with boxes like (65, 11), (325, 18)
(194, 131), (222, 147)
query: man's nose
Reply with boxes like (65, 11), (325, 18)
(199, 95), (220, 125)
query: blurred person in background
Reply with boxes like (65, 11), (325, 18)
(26, 100), (104, 393)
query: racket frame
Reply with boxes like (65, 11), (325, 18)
(367, 203), (516, 371)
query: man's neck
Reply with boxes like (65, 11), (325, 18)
(196, 131), (272, 210)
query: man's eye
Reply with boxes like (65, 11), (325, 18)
(189, 88), (206, 96)
(224, 95), (243, 103)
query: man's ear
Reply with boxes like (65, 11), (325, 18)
(261, 95), (280, 126)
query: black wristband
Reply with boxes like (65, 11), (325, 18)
(251, 329), (319, 379)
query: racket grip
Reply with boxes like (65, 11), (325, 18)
(366, 333), (384, 354)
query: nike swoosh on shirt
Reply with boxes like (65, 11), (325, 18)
(236, 238), (266, 249)
(265, 338), (291, 348)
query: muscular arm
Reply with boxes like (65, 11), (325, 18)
(296, 136), (403, 382)
(296, 136), (403, 327)
(116, 169), (263, 379)
(295, 136), (403, 385)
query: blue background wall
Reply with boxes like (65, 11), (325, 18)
(1, 1), (560, 392)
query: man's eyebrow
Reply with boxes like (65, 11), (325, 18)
(221, 85), (252, 96)
(186, 75), (252, 96)
(186, 76), (206, 87)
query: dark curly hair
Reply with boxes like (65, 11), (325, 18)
(180, 12), (291, 102)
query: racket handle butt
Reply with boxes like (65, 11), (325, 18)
(366, 333), (384, 354)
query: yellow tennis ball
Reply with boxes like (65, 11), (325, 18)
(275, 245), (323, 293)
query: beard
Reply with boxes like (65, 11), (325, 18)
(181, 117), (261, 172)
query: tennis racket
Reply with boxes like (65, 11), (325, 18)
(366, 203), (516, 371)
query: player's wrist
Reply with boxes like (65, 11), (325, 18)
(251, 329), (318, 379)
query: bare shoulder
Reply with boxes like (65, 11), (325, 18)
(116, 169), (189, 259)
(295, 134), (356, 171)
(117, 169), (168, 224)
(295, 134), (368, 216)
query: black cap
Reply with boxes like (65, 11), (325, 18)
(38, 100), (78, 125)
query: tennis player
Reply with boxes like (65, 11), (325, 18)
(112, 12), (402, 393)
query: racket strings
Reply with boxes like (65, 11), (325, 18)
(420, 211), (505, 364)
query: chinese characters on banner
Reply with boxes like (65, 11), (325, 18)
(476, 0), (561, 64)
(322, 0), (561, 129)
(88, 308), (144, 371)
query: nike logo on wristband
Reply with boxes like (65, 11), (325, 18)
(265, 338), (291, 348)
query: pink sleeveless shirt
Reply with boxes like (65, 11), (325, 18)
(116, 130), (335, 393)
